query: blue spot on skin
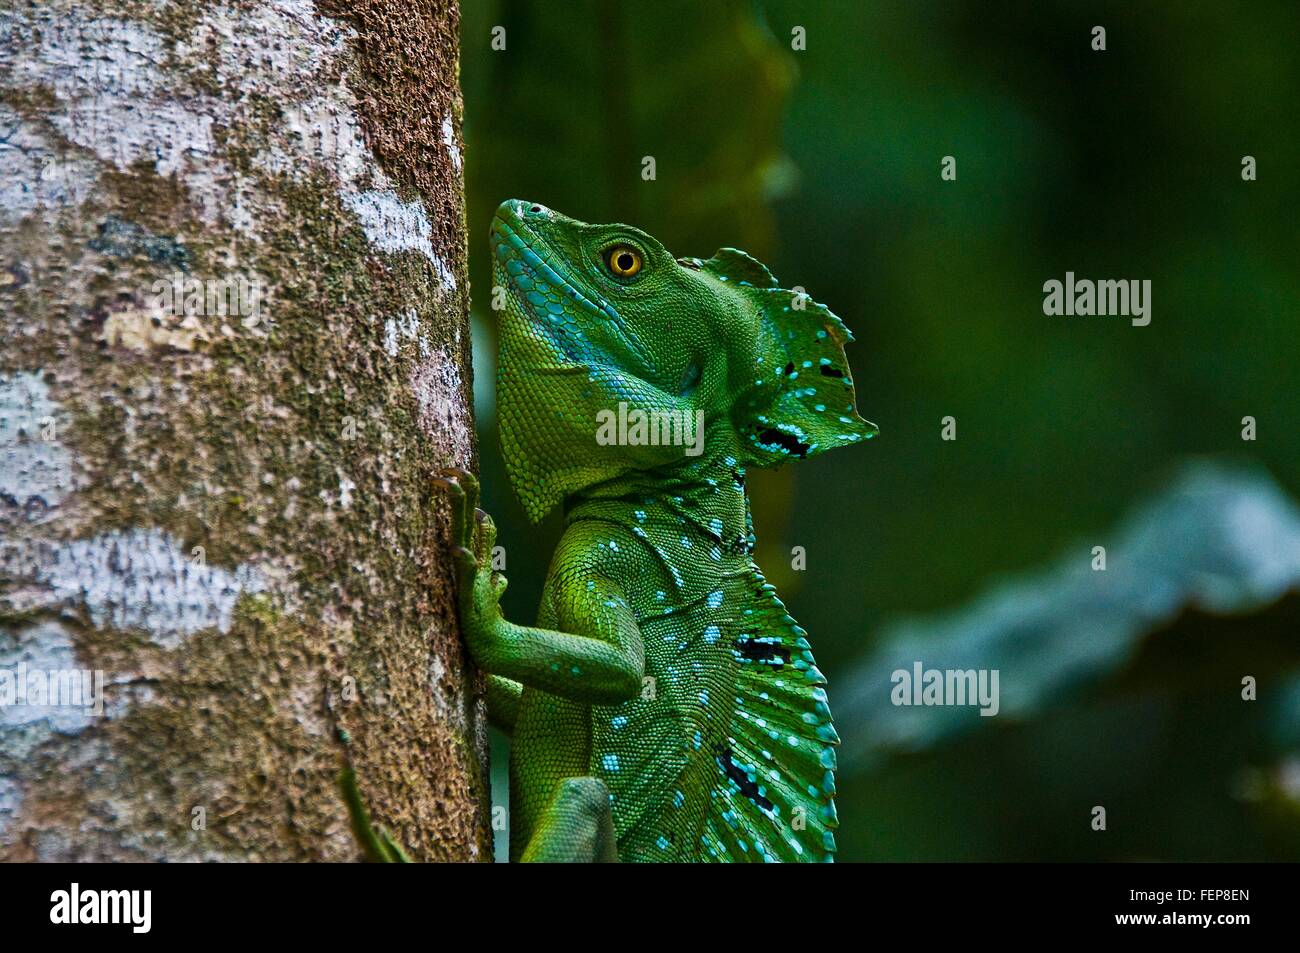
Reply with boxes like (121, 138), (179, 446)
(706, 590), (723, 608)
(612, 716), (628, 729)
(703, 625), (720, 643)
(603, 754), (620, 772)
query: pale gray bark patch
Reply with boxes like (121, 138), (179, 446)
(0, 620), (97, 757)
(1, 529), (268, 648)
(0, 371), (72, 518)
(0, 776), (19, 840)
(1, 0), (461, 280)
(0, 104), (100, 224)
(441, 115), (462, 172)
(345, 190), (457, 288)
(411, 344), (474, 465)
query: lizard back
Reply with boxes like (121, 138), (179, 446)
(572, 473), (839, 863)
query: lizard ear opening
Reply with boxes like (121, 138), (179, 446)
(700, 249), (877, 467)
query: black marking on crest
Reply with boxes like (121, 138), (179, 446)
(757, 428), (810, 458)
(724, 533), (752, 557)
(819, 364), (843, 378)
(733, 635), (790, 667)
(715, 745), (775, 812)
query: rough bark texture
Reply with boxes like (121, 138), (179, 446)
(0, 0), (490, 860)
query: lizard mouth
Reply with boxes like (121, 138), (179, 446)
(490, 205), (657, 378)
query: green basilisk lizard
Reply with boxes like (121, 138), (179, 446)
(437, 200), (875, 862)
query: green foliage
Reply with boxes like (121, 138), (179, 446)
(340, 766), (411, 863)
(462, 0), (794, 260)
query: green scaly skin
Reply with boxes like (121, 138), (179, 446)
(438, 200), (876, 862)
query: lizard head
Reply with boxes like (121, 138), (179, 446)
(491, 199), (876, 521)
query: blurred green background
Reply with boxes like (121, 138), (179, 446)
(460, 1), (1300, 861)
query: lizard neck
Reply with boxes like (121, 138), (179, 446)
(565, 425), (755, 555)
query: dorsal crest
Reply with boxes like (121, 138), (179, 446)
(701, 248), (877, 467)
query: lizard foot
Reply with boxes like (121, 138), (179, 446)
(431, 467), (509, 665)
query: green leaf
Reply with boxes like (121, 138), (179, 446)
(462, 0), (795, 260)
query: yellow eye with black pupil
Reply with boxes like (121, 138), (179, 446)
(606, 246), (643, 278)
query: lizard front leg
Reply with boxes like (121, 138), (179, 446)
(434, 468), (645, 705)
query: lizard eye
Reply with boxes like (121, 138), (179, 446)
(605, 245), (643, 278)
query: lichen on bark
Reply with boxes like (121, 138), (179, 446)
(0, 0), (488, 860)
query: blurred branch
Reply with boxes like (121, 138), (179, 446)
(839, 462), (1300, 773)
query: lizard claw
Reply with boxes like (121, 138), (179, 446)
(432, 468), (480, 551)
(437, 465), (475, 483)
(474, 508), (498, 563)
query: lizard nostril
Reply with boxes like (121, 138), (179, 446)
(529, 204), (543, 213)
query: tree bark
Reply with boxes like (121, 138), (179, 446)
(0, 0), (489, 861)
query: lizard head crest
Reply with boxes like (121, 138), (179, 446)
(490, 200), (876, 521)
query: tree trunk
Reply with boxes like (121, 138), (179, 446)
(0, 0), (489, 861)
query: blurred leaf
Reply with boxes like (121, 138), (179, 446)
(463, 0), (795, 259)
(838, 462), (1300, 772)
